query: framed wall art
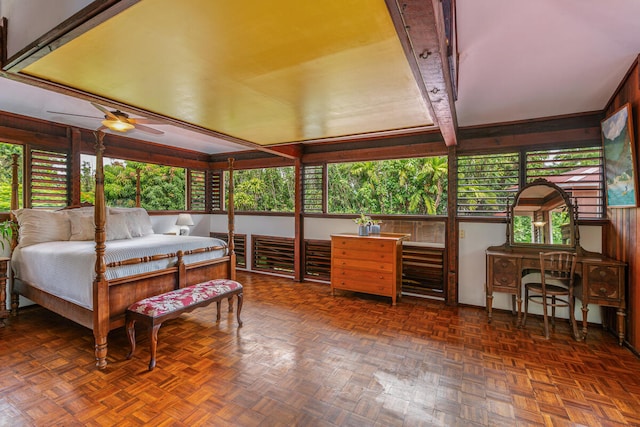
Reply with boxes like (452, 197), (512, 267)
(601, 103), (638, 208)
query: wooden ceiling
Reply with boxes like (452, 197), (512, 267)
(2, 0), (457, 155)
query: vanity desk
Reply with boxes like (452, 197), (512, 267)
(485, 179), (626, 344)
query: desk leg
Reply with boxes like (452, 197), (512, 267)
(515, 291), (522, 327)
(486, 286), (494, 323)
(569, 289), (581, 341)
(581, 304), (589, 340)
(617, 309), (626, 346)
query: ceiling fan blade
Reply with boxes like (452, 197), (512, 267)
(47, 111), (102, 119)
(133, 124), (164, 135)
(91, 102), (119, 120)
(129, 117), (166, 125)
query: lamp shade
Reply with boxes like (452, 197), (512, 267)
(175, 213), (194, 226)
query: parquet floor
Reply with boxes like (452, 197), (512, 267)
(1, 272), (640, 426)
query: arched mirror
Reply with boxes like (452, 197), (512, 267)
(509, 179), (576, 248)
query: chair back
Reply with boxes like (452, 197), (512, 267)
(539, 251), (577, 289)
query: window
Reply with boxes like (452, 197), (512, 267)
(188, 170), (207, 211)
(458, 145), (604, 219)
(211, 170), (223, 211)
(227, 167), (295, 212)
(0, 143), (23, 211)
(526, 146), (603, 219)
(303, 165), (325, 213)
(29, 148), (69, 208)
(327, 157), (448, 215)
(457, 153), (520, 216)
(81, 155), (186, 210)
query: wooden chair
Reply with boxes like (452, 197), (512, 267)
(522, 251), (580, 340)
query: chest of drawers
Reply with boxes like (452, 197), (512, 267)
(330, 233), (408, 305)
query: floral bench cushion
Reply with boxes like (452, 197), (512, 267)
(127, 279), (243, 318)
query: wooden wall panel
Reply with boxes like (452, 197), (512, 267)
(604, 56), (640, 351)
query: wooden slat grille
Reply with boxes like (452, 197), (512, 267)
(304, 239), (331, 281)
(211, 171), (222, 211)
(457, 153), (520, 216)
(303, 165), (324, 213)
(526, 146), (604, 219)
(252, 235), (295, 275)
(210, 232), (246, 268)
(30, 149), (68, 208)
(402, 244), (446, 299)
(188, 169), (206, 211)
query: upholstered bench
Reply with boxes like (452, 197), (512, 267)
(125, 279), (243, 370)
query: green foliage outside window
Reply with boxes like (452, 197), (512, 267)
(228, 167), (295, 212)
(81, 156), (186, 210)
(226, 158), (447, 215)
(328, 157), (448, 215)
(0, 143), (22, 211)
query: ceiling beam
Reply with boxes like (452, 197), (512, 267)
(268, 144), (302, 160)
(386, 0), (458, 146)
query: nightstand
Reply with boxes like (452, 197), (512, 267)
(0, 257), (8, 325)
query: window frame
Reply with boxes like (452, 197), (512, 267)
(457, 144), (605, 220)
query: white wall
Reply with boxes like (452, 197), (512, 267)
(150, 214), (210, 237)
(1, 0), (93, 59)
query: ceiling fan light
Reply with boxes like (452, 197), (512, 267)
(102, 119), (134, 132)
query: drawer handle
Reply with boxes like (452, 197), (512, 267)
(379, 276), (384, 279)
(599, 287), (608, 295)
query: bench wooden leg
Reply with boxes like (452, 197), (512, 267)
(236, 292), (243, 327)
(126, 318), (136, 360)
(149, 323), (162, 371)
(228, 296), (234, 313)
(216, 300), (221, 321)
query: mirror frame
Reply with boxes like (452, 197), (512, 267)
(508, 178), (577, 250)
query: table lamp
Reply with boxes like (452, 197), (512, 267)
(175, 213), (194, 235)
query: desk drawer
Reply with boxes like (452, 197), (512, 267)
(489, 256), (520, 288)
(585, 264), (622, 301)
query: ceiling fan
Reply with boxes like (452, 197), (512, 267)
(47, 102), (165, 135)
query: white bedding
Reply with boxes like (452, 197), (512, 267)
(12, 234), (227, 310)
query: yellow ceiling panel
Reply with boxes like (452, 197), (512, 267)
(23, 0), (432, 146)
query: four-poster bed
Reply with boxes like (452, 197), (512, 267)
(8, 132), (236, 368)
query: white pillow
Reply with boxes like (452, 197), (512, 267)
(12, 209), (71, 247)
(107, 212), (132, 241)
(109, 207), (154, 236)
(68, 212), (95, 241)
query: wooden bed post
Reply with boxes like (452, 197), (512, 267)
(135, 168), (141, 208)
(228, 158), (236, 281)
(9, 153), (19, 315)
(93, 131), (109, 369)
(10, 153), (19, 211)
